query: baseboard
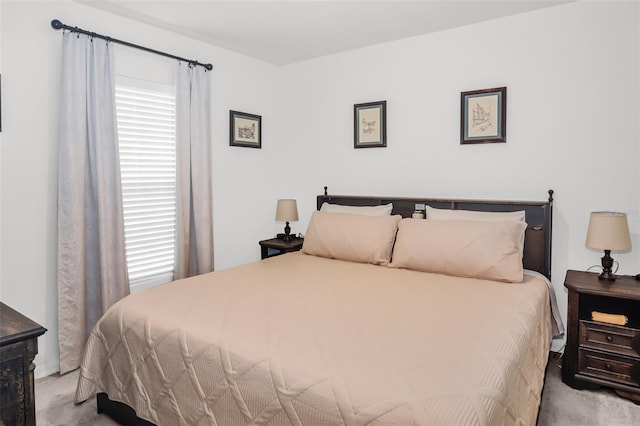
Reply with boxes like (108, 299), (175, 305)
(34, 361), (60, 379)
(550, 338), (565, 353)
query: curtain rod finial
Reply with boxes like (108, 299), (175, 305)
(51, 19), (63, 30)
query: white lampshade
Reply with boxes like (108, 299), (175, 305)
(275, 199), (299, 222)
(585, 211), (631, 251)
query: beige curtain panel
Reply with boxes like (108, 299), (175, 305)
(174, 62), (214, 279)
(57, 32), (129, 374)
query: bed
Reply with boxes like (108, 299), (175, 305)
(75, 189), (563, 425)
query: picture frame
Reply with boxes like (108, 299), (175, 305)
(354, 100), (386, 148)
(460, 87), (506, 144)
(229, 110), (261, 148)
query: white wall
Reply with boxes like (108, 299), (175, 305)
(0, 0), (638, 377)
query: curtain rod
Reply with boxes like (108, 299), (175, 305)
(50, 19), (213, 71)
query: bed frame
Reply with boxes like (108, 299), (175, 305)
(317, 187), (554, 279)
(96, 187), (554, 425)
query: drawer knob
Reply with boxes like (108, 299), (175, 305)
(606, 335), (613, 342)
(605, 363), (612, 371)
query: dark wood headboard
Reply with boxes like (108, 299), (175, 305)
(317, 187), (554, 279)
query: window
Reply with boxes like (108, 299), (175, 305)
(115, 76), (176, 292)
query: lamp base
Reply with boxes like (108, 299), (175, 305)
(598, 270), (617, 281)
(283, 222), (292, 242)
(598, 249), (616, 281)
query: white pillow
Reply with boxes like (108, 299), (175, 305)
(425, 205), (525, 222)
(320, 202), (393, 216)
(426, 206), (527, 249)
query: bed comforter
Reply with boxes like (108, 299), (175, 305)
(76, 252), (555, 425)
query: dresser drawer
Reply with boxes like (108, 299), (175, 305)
(578, 348), (640, 387)
(579, 320), (640, 357)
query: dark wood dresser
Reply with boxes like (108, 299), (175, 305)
(562, 270), (640, 402)
(0, 302), (47, 426)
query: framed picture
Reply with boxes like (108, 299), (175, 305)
(230, 110), (261, 148)
(460, 87), (506, 144)
(354, 100), (386, 148)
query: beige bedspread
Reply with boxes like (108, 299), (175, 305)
(76, 252), (553, 425)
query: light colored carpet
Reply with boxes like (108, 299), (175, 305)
(35, 370), (117, 426)
(35, 352), (640, 425)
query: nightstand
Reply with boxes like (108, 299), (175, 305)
(0, 302), (47, 426)
(562, 270), (640, 402)
(259, 237), (304, 259)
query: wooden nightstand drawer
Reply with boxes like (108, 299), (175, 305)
(578, 348), (640, 387)
(580, 320), (640, 357)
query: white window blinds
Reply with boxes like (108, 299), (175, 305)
(115, 76), (176, 292)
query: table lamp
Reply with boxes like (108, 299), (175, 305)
(585, 211), (631, 281)
(275, 199), (299, 241)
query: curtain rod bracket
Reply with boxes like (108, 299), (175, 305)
(50, 19), (213, 71)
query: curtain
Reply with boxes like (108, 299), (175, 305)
(174, 63), (214, 279)
(57, 32), (129, 374)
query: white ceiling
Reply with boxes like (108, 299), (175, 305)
(77, 0), (572, 65)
